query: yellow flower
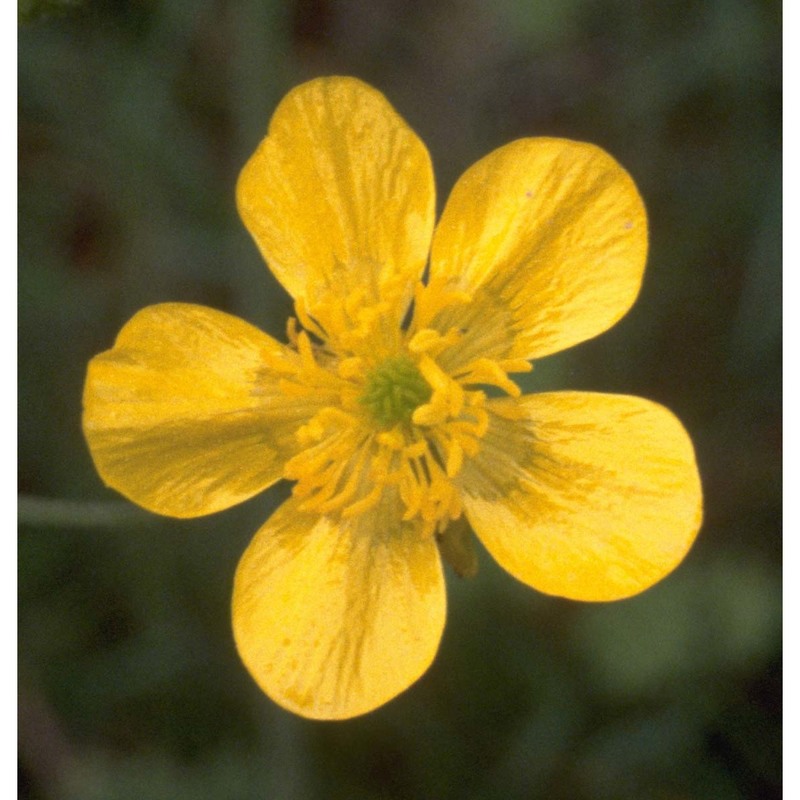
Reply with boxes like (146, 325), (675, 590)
(83, 76), (703, 720)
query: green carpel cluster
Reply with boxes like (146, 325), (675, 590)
(359, 356), (432, 427)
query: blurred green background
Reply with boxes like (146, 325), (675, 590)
(18, 1), (781, 798)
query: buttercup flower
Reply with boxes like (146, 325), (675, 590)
(83, 76), (703, 720)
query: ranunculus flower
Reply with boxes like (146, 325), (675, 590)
(83, 76), (703, 719)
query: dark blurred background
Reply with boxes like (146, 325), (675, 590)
(18, 1), (781, 798)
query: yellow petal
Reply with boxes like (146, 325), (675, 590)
(460, 393), (702, 601)
(429, 138), (647, 361)
(237, 77), (435, 315)
(83, 303), (312, 518)
(232, 495), (445, 719)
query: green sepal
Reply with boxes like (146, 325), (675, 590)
(436, 517), (479, 578)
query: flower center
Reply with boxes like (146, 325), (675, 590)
(273, 292), (529, 538)
(359, 356), (432, 427)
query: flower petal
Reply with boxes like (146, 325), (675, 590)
(83, 304), (312, 518)
(232, 494), (445, 719)
(429, 138), (647, 360)
(460, 393), (702, 601)
(237, 77), (435, 314)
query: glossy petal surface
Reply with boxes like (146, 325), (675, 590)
(428, 138), (647, 362)
(460, 393), (702, 601)
(232, 495), (445, 719)
(83, 304), (312, 517)
(237, 76), (435, 316)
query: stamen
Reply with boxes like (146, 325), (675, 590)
(294, 296), (328, 341)
(453, 357), (522, 397)
(411, 277), (472, 331)
(416, 356), (464, 419)
(408, 327), (462, 356)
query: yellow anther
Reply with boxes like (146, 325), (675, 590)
(260, 348), (299, 376)
(456, 358), (521, 397)
(412, 400), (448, 427)
(499, 358), (534, 374)
(403, 439), (429, 459)
(342, 486), (383, 518)
(294, 296), (327, 340)
(401, 481), (423, 520)
(295, 416), (325, 444)
(412, 278), (472, 329)
(418, 356), (464, 416)
(377, 429), (405, 450)
(408, 327), (462, 355)
(464, 406), (490, 438)
(444, 438), (464, 478)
